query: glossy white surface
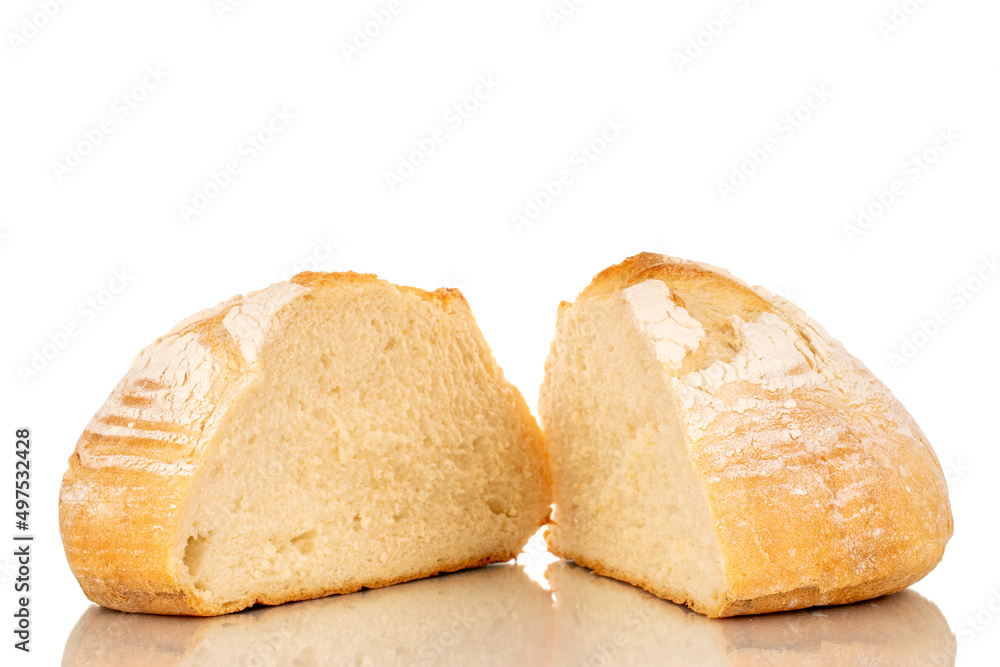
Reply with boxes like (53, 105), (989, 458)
(61, 560), (958, 666)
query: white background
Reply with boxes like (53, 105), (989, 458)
(1, 0), (998, 664)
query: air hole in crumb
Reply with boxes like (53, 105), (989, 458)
(183, 532), (215, 585)
(291, 529), (318, 554)
(486, 496), (508, 516)
(384, 337), (399, 352)
(718, 321), (740, 355)
(320, 351), (333, 371)
(286, 388), (304, 411)
(351, 514), (363, 531)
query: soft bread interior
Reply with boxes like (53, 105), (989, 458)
(540, 285), (726, 610)
(174, 281), (549, 610)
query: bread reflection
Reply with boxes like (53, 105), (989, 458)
(548, 561), (956, 666)
(63, 559), (958, 665)
(63, 564), (553, 666)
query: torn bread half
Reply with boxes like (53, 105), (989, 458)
(60, 272), (551, 616)
(539, 253), (952, 617)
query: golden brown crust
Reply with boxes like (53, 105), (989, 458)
(60, 272), (546, 616)
(555, 547), (921, 618)
(73, 551), (519, 618)
(581, 252), (774, 319)
(64, 563), (556, 667)
(290, 271), (469, 311)
(60, 458), (198, 614)
(548, 252), (953, 617)
(547, 558), (957, 665)
(60, 301), (253, 616)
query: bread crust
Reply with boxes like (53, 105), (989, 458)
(63, 563), (556, 667)
(544, 253), (953, 617)
(60, 287), (255, 616)
(60, 271), (548, 616)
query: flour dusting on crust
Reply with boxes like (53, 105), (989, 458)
(77, 282), (307, 476)
(623, 280), (705, 370)
(223, 282), (306, 363)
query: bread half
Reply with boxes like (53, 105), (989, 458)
(60, 272), (551, 616)
(539, 253), (952, 617)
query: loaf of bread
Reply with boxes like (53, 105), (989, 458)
(62, 564), (553, 666)
(548, 560), (957, 665)
(60, 272), (551, 616)
(539, 253), (953, 617)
